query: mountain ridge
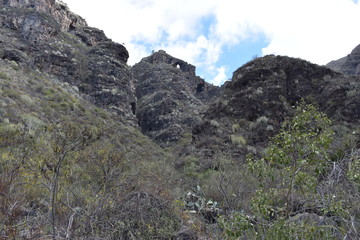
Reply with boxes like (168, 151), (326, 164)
(1, 0), (137, 125)
(133, 49), (221, 146)
(0, 1), (359, 239)
(327, 44), (360, 75)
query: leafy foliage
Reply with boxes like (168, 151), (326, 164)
(0, 59), (182, 239)
(220, 102), (359, 239)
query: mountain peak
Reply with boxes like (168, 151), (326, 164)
(0, 0), (135, 124)
(1, 2), (359, 239)
(2, 0), (87, 32)
(132, 50), (220, 146)
(327, 44), (360, 75)
(141, 50), (196, 75)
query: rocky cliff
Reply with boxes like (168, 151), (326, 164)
(1, 2), (360, 239)
(0, 0), (136, 124)
(133, 50), (220, 146)
(189, 55), (360, 168)
(327, 44), (360, 75)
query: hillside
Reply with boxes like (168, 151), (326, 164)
(191, 55), (359, 163)
(0, 1), (359, 239)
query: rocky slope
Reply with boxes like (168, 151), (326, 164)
(133, 50), (220, 146)
(0, 0), (137, 124)
(327, 44), (360, 75)
(0, 2), (184, 239)
(189, 55), (360, 167)
(1, 1), (360, 239)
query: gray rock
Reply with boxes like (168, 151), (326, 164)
(132, 50), (221, 147)
(191, 55), (360, 166)
(0, 0), (137, 124)
(327, 44), (360, 75)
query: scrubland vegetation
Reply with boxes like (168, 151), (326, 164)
(0, 60), (359, 239)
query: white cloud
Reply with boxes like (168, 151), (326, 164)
(258, 0), (360, 64)
(62, 0), (360, 85)
(210, 66), (228, 86)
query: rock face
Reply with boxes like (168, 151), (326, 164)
(327, 44), (360, 75)
(0, 0), (136, 124)
(133, 50), (220, 146)
(190, 55), (360, 166)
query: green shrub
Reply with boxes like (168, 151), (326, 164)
(20, 94), (35, 106)
(230, 135), (247, 147)
(184, 156), (201, 177)
(3, 89), (20, 99)
(347, 149), (360, 188)
(210, 120), (220, 128)
(221, 102), (347, 239)
(249, 116), (269, 130)
(220, 212), (337, 240)
(232, 123), (240, 133)
(42, 86), (56, 96)
(0, 72), (10, 80)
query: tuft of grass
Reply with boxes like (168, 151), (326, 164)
(0, 72), (10, 80)
(20, 94), (35, 106)
(230, 134), (247, 147)
(3, 89), (20, 99)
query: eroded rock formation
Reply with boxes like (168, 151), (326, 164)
(0, 0), (136, 123)
(133, 50), (221, 146)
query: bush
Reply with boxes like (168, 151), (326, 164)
(0, 72), (10, 80)
(347, 149), (360, 189)
(221, 102), (352, 239)
(230, 135), (247, 147)
(19, 94), (35, 106)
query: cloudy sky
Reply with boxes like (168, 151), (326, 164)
(62, 0), (360, 85)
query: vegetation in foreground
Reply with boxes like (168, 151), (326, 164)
(218, 103), (359, 239)
(0, 60), (359, 239)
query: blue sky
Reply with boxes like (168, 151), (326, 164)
(62, 0), (360, 86)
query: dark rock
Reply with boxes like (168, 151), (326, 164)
(132, 50), (221, 147)
(191, 55), (360, 165)
(176, 228), (198, 240)
(89, 41), (129, 64)
(0, 0), (136, 124)
(2, 48), (27, 62)
(72, 26), (108, 46)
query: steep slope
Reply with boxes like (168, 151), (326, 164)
(0, 2), (187, 239)
(0, 0), (136, 124)
(0, 54), (187, 239)
(133, 50), (221, 147)
(327, 44), (360, 75)
(190, 55), (360, 166)
(1, 1), (359, 239)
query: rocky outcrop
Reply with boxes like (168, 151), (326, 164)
(1, 0), (87, 33)
(133, 50), (221, 146)
(190, 55), (360, 166)
(0, 0), (136, 124)
(327, 44), (360, 75)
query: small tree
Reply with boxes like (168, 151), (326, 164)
(264, 102), (333, 215)
(24, 122), (99, 239)
(221, 102), (339, 239)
